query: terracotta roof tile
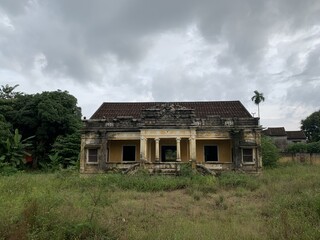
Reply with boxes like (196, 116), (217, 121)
(90, 101), (252, 119)
(286, 131), (306, 140)
(263, 127), (286, 136)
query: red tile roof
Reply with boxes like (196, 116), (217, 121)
(286, 131), (306, 140)
(263, 127), (286, 136)
(90, 101), (253, 119)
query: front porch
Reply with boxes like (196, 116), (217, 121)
(107, 137), (233, 164)
(103, 161), (234, 175)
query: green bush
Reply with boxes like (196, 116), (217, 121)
(0, 162), (18, 176)
(287, 141), (320, 154)
(307, 141), (320, 153)
(261, 136), (280, 167)
(179, 162), (195, 177)
(287, 142), (308, 153)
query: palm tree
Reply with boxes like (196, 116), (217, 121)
(251, 90), (265, 118)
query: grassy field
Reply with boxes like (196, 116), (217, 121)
(0, 163), (320, 240)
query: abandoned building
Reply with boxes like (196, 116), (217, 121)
(80, 101), (262, 174)
(262, 127), (307, 152)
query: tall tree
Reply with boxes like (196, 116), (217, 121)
(251, 90), (265, 118)
(9, 90), (82, 168)
(301, 110), (320, 142)
(0, 114), (12, 154)
(0, 84), (23, 99)
(0, 84), (21, 158)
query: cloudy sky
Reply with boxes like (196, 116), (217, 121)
(1, 0), (320, 130)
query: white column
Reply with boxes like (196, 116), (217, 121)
(140, 137), (146, 162)
(155, 138), (160, 162)
(189, 136), (196, 162)
(176, 137), (181, 162)
(145, 138), (148, 161)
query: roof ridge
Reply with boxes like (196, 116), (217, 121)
(90, 101), (252, 119)
(101, 100), (241, 104)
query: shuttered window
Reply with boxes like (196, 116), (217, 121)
(87, 149), (98, 163)
(242, 149), (253, 162)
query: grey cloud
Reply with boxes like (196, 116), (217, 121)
(150, 66), (249, 103)
(286, 82), (320, 107)
(0, 0), (320, 104)
(0, 0), (29, 15)
(301, 46), (320, 78)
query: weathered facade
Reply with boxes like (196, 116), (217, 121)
(263, 127), (307, 151)
(262, 127), (288, 151)
(80, 101), (262, 174)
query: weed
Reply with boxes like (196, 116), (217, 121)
(179, 162), (195, 177)
(0, 164), (320, 239)
(214, 195), (228, 210)
(219, 172), (260, 191)
(193, 192), (201, 201)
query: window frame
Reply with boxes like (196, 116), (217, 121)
(204, 145), (219, 162)
(86, 147), (99, 164)
(242, 148), (255, 164)
(122, 145), (137, 162)
(161, 145), (177, 162)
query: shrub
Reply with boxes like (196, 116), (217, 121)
(0, 162), (18, 176)
(287, 142), (308, 153)
(286, 141), (320, 154)
(307, 141), (320, 153)
(261, 136), (280, 167)
(179, 162), (195, 177)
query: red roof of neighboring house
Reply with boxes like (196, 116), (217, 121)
(286, 131), (306, 140)
(90, 101), (253, 119)
(263, 127), (286, 136)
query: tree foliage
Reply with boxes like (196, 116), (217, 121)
(301, 110), (320, 142)
(251, 90), (265, 118)
(261, 136), (279, 168)
(51, 131), (81, 168)
(287, 141), (320, 154)
(0, 84), (23, 99)
(0, 86), (82, 170)
(10, 90), (82, 167)
(0, 114), (12, 146)
(0, 129), (33, 169)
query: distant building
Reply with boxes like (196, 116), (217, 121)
(263, 127), (306, 151)
(80, 101), (262, 174)
(286, 131), (307, 144)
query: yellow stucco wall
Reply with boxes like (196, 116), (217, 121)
(196, 140), (232, 163)
(108, 138), (232, 163)
(108, 140), (140, 162)
(180, 139), (189, 162)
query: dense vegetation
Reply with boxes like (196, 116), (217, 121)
(301, 110), (320, 142)
(261, 136), (280, 167)
(287, 141), (320, 154)
(0, 163), (319, 239)
(0, 84), (81, 171)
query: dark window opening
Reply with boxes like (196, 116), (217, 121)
(204, 146), (218, 162)
(88, 149), (98, 163)
(123, 146), (136, 161)
(243, 149), (253, 162)
(161, 146), (177, 162)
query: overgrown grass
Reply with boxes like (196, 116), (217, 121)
(0, 163), (320, 239)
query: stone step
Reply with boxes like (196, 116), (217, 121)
(153, 168), (179, 175)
